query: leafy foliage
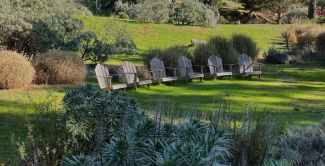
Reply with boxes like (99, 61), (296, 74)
(62, 85), (233, 165)
(169, 0), (219, 27)
(17, 93), (76, 166)
(270, 120), (325, 165)
(130, 0), (169, 23)
(58, 84), (142, 155)
(76, 31), (115, 64)
(232, 33), (260, 61)
(114, 39), (138, 55)
(142, 45), (191, 68)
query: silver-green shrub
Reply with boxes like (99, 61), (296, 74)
(142, 45), (191, 68)
(270, 120), (325, 165)
(58, 84), (142, 155)
(207, 36), (239, 64)
(130, 0), (169, 23)
(232, 33), (260, 61)
(168, 0), (219, 27)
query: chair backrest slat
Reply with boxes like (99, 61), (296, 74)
(95, 64), (109, 89)
(150, 58), (167, 80)
(238, 53), (253, 73)
(178, 56), (194, 76)
(123, 61), (139, 84)
(208, 55), (224, 74)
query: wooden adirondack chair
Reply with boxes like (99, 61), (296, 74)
(95, 64), (127, 92)
(178, 56), (204, 82)
(238, 53), (262, 79)
(122, 61), (152, 90)
(208, 55), (233, 79)
(150, 58), (178, 84)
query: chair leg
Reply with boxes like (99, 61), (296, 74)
(230, 75), (232, 80)
(258, 74), (261, 79)
(148, 84), (151, 88)
(200, 77), (203, 82)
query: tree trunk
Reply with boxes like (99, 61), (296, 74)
(308, 0), (317, 19)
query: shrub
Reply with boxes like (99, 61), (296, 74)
(283, 7), (308, 24)
(58, 84), (142, 154)
(32, 52), (86, 85)
(130, 0), (169, 23)
(62, 92), (233, 165)
(208, 36), (239, 64)
(169, 0), (219, 27)
(316, 32), (325, 52)
(270, 120), (325, 165)
(286, 24), (325, 48)
(192, 43), (218, 68)
(114, 0), (129, 13)
(317, 16), (325, 24)
(118, 12), (129, 19)
(115, 39), (138, 55)
(142, 45), (191, 68)
(0, 1), (87, 59)
(17, 93), (75, 166)
(232, 33), (259, 61)
(0, 51), (35, 89)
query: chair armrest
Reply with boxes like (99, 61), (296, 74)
(192, 65), (205, 67)
(165, 67), (178, 70)
(151, 69), (163, 71)
(223, 64), (234, 66)
(121, 72), (137, 74)
(95, 76), (112, 78)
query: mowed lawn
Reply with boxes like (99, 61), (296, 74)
(0, 17), (323, 163)
(76, 16), (291, 65)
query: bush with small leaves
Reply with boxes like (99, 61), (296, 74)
(114, 0), (129, 13)
(207, 36), (239, 64)
(0, 51), (35, 89)
(142, 45), (191, 68)
(270, 120), (325, 165)
(118, 12), (129, 19)
(130, 0), (169, 23)
(115, 39), (138, 55)
(232, 33), (260, 61)
(32, 52), (87, 85)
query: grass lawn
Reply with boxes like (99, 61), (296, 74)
(77, 16), (290, 65)
(0, 18), (322, 164)
(1, 63), (325, 164)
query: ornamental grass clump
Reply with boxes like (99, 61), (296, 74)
(0, 51), (35, 89)
(316, 32), (325, 52)
(32, 52), (87, 85)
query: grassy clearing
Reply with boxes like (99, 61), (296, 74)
(85, 62), (325, 125)
(77, 16), (290, 65)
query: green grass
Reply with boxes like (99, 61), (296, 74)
(77, 16), (290, 65)
(0, 17), (322, 164)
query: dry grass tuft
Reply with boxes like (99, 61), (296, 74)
(0, 51), (35, 89)
(32, 52), (87, 85)
(315, 32), (325, 52)
(284, 24), (325, 47)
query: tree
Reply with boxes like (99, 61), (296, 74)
(266, 0), (299, 24)
(308, 0), (317, 19)
(240, 0), (298, 24)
